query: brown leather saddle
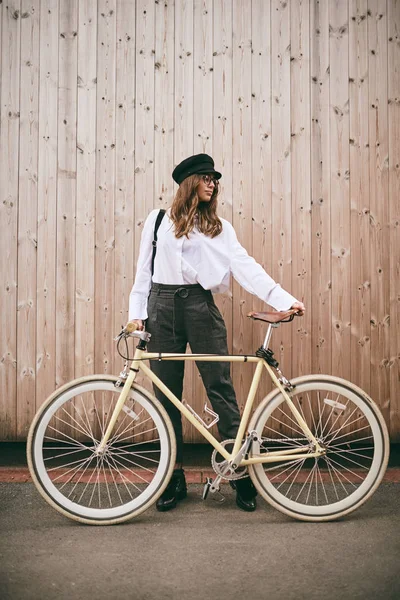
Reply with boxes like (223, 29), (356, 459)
(247, 309), (299, 324)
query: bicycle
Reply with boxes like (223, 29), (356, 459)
(27, 309), (389, 525)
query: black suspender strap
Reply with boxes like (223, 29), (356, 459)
(151, 209), (166, 276)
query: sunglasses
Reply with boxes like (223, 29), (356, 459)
(201, 174), (219, 187)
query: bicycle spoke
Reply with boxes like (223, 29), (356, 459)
(108, 450), (156, 478)
(325, 458), (342, 501)
(102, 454), (124, 504)
(66, 458), (94, 498)
(79, 396), (97, 442)
(327, 423), (371, 445)
(111, 447), (161, 465)
(101, 459), (112, 507)
(324, 458), (354, 494)
(273, 407), (307, 438)
(111, 425), (159, 445)
(47, 425), (92, 449)
(44, 446), (90, 461)
(272, 458), (307, 486)
(60, 406), (94, 441)
(315, 391), (327, 439)
(330, 434), (374, 447)
(105, 453), (142, 493)
(327, 450), (372, 470)
(263, 421), (304, 445)
(324, 455), (364, 482)
(117, 438), (160, 448)
(306, 392), (318, 437)
(282, 459), (308, 497)
(43, 435), (87, 449)
(327, 446), (373, 461)
(316, 462), (329, 504)
(294, 466), (314, 502)
(320, 393), (348, 439)
(53, 455), (94, 485)
(109, 407), (147, 444)
(305, 461), (318, 505)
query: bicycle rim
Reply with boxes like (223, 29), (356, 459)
(27, 378), (175, 524)
(249, 376), (389, 521)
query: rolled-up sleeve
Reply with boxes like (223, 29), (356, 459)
(227, 222), (298, 311)
(128, 209), (159, 321)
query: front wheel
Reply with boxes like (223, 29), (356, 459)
(248, 375), (389, 521)
(27, 376), (176, 525)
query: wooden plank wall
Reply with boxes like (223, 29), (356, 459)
(0, 0), (399, 442)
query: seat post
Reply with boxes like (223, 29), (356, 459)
(262, 323), (278, 350)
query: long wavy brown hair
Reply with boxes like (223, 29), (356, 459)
(170, 174), (222, 238)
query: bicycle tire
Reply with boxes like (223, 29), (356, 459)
(248, 375), (389, 521)
(27, 375), (176, 525)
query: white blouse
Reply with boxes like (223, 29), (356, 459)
(129, 208), (298, 320)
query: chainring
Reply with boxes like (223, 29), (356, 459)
(211, 439), (248, 481)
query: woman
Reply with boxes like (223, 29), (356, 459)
(127, 153), (305, 512)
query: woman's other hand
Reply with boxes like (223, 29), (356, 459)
(126, 319), (145, 331)
(290, 301), (305, 316)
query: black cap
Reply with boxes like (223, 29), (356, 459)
(172, 154), (222, 185)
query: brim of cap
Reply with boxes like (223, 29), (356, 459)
(194, 167), (222, 179)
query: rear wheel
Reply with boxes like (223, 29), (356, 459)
(27, 376), (176, 525)
(248, 375), (389, 521)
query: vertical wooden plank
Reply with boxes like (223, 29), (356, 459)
(133, 0), (172, 399)
(0, 0), (2, 129)
(388, 0), (400, 440)
(115, 0), (135, 346)
(57, 0), (78, 388)
(349, 0), (371, 393)
(95, 0), (116, 375)
(193, 0), (212, 155)
(210, 0), (233, 439)
(290, 0), (312, 380)
(310, 0), (331, 377)
(251, 0), (273, 404)
(154, 0), (174, 212)
(330, 0), (351, 380)
(133, 0), (155, 407)
(76, 0), (97, 379)
(36, 0), (58, 414)
(0, 1), (21, 439)
(174, 0), (195, 441)
(213, 0), (233, 350)
(271, 0), (292, 375)
(134, 0), (155, 257)
(186, 0), (213, 438)
(174, 0), (193, 162)
(232, 0), (253, 414)
(16, 0), (40, 438)
(368, 0), (390, 420)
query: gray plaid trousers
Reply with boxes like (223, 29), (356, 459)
(145, 283), (241, 463)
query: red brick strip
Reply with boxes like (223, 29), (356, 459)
(1, 466), (399, 483)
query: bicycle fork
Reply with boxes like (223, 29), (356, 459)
(95, 351), (142, 455)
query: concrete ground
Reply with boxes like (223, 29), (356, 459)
(0, 483), (399, 600)
(0, 443), (399, 600)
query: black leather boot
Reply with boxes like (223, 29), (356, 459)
(156, 468), (187, 512)
(230, 476), (257, 512)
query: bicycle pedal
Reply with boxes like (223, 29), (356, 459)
(202, 477), (225, 503)
(211, 489), (225, 503)
(202, 478), (212, 500)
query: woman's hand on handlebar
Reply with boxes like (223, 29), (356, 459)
(290, 301), (305, 316)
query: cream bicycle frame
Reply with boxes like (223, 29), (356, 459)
(97, 345), (325, 464)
